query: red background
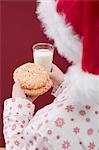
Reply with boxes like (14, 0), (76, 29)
(0, 0), (69, 146)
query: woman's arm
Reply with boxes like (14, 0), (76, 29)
(3, 82), (35, 149)
(3, 97), (35, 149)
(3, 98), (53, 150)
(3, 83), (53, 149)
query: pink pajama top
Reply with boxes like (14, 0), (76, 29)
(3, 79), (99, 150)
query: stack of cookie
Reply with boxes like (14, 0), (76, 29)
(13, 63), (52, 96)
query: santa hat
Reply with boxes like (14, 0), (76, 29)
(37, 0), (99, 104)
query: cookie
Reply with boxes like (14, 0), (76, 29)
(13, 63), (52, 96)
(23, 77), (52, 96)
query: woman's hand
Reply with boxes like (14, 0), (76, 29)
(12, 81), (38, 103)
(49, 64), (64, 88)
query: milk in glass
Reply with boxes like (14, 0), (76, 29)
(34, 49), (53, 72)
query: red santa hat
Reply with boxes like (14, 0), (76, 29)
(37, 0), (99, 104)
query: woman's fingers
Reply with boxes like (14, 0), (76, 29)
(12, 81), (26, 99)
(48, 71), (54, 79)
(49, 64), (58, 77)
(48, 63), (64, 86)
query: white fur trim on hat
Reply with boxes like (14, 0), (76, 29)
(37, 0), (82, 64)
(64, 65), (99, 104)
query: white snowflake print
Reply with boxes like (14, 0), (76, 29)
(18, 104), (22, 109)
(22, 120), (25, 124)
(95, 111), (98, 115)
(47, 129), (52, 135)
(85, 105), (91, 110)
(11, 124), (16, 130)
(65, 105), (74, 112)
(37, 123), (43, 130)
(9, 106), (12, 110)
(56, 135), (60, 140)
(87, 128), (93, 136)
(85, 117), (91, 123)
(62, 140), (70, 149)
(27, 103), (31, 108)
(29, 140), (33, 145)
(43, 147), (48, 150)
(57, 103), (64, 108)
(12, 98), (16, 102)
(79, 110), (86, 116)
(14, 140), (20, 146)
(55, 117), (65, 128)
(73, 127), (80, 134)
(88, 142), (95, 150)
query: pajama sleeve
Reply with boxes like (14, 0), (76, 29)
(3, 97), (35, 149)
(3, 97), (53, 150)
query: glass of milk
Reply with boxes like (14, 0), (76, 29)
(33, 43), (54, 72)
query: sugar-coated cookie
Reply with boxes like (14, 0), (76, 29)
(13, 63), (52, 96)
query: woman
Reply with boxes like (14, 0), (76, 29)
(3, 0), (99, 149)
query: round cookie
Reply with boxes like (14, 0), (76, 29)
(13, 63), (53, 96)
(13, 63), (49, 89)
(24, 77), (52, 96)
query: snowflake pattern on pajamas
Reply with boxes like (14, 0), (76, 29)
(3, 89), (99, 150)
